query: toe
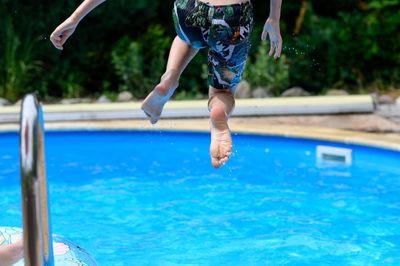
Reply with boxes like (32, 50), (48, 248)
(142, 109), (159, 125)
(211, 156), (221, 168)
(222, 144), (232, 157)
(210, 141), (221, 168)
(219, 155), (230, 164)
(151, 117), (159, 124)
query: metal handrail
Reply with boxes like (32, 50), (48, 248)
(20, 94), (54, 266)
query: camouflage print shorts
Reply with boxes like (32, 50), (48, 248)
(173, 0), (254, 91)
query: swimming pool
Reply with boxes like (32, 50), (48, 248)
(1, 130), (400, 265)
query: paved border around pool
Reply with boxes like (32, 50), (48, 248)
(1, 119), (399, 152)
(0, 95), (374, 123)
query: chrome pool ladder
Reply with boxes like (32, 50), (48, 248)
(20, 94), (54, 266)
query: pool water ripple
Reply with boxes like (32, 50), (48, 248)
(1, 131), (400, 265)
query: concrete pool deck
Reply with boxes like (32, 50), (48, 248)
(1, 95), (400, 151)
(0, 95), (374, 122)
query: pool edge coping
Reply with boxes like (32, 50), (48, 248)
(0, 95), (375, 123)
(1, 120), (399, 152)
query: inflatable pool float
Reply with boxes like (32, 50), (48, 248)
(0, 227), (97, 266)
(0, 94), (97, 265)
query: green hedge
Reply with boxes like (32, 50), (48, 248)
(0, 0), (399, 101)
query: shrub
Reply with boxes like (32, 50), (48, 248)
(0, 15), (41, 101)
(111, 25), (171, 98)
(285, 0), (400, 93)
(244, 41), (290, 95)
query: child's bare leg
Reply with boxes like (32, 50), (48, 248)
(141, 36), (199, 124)
(208, 87), (235, 168)
(0, 239), (23, 266)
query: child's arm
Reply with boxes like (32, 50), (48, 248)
(261, 0), (283, 59)
(50, 0), (106, 50)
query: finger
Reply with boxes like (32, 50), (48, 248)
(50, 33), (58, 43)
(50, 39), (62, 50)
(54, 42), (63, 50)
(51, 28), (63, 39)
(59, 30), (72, 46)
(50, 32), (63, 49)
(272, 41), (278, 59)
(275, 41), (282, 59)
(50, 33), (61, 41)
(261, 31), (267, 41)
(53, 25), (65, 36)
(269, 42), (275, 57)
(60, 35), (69, 46)
(50, 37), (63, 50)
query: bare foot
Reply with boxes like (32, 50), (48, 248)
(210, 105), (232, 168)
(141, 70), (179, 124)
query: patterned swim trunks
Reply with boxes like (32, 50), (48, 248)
(173, 0), (254, 91)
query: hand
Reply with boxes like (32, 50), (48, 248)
(261, 18), (283, 59)
(50, 17), (79, 50)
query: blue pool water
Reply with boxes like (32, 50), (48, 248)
(1, 130), (400, 265)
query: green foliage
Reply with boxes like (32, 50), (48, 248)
(174, 89), (204, 101)
(58, 72), (84, 98)
(368, 0), (399, 9)
(0, 15), (41, 101)
(285, 0), (400, 93)
(177, 50), (208, 97)
(1, 0), (160, 100)
(244, 41), (290, 95)
(111, 38), (144, 95)
(0, 0), (399, 101)
(111, 25), (171, 98)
